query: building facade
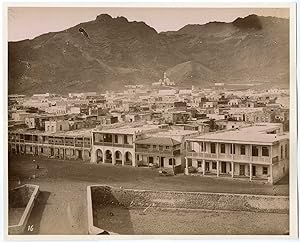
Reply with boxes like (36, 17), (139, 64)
(8, 130), (92, 161)
(185, 124), (289, 184)
(45, 120), (70, 133)
(135, 137), (181, 168)
(91, 129), (140, 166)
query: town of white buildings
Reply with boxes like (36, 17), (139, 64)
(8, 75), (290, 184)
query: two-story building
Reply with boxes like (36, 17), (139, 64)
(45, 105), (67, 115)
(8, 129), (92, 161)
(185, 123), (289, 184)
(45, 120), (70, 133)
(91, 125), (161, 166)
(162, 111), (191, 124)
(135, 137), (181, 168)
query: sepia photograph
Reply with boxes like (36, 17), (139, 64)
(4, 1), (297, 239)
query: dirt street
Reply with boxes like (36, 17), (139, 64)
(8, 154), (289, 235)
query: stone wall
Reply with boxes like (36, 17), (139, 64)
(9, 185), (35, 208)
(8, 184), (39, 235)
(87, 185), (289, 234)
(91, 186), (289, 214)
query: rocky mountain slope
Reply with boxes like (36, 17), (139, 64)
(8, 14), (289, 94)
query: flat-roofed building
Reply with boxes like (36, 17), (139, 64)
(148, 128), (199, 150)
(135, 137), (181, 169)
(8, 94), (26, 104)
(228, 98), (240, 107)
(68, 106), (81, 114)
(185, 123), (289, 184)
(25, 116), (37, 129)
(173, 123), (209, 132)
(215, 120), (247, 130)
(8, 128), (92, 161)
(145, 128), (200, 171)
(45, 120), (70, 133)
(32, 93), (50, 99)
(45, 105), (67, 115)
(162, 111), (191, 124)
(22, 98), (50, 111)
(91, 125), (161, 166)
(11, 110), (31, 122)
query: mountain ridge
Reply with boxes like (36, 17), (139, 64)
(8, 14), (289, 94)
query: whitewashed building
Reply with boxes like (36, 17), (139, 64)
(91, 125), (160, 166)
(185, 123), (289, 184)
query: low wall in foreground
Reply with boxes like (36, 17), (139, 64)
(87, 185), (289, 235)
(8, 184), (39, 235)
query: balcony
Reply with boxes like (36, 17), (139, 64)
(24, 139), (33, 143)
(8, 138), (20, 142)
(186, 151), (272, 164)
(64, 142), (75, 147)
(186, 152), (217, 159)
(203, 153), (218, 159)
(123, 144), (133, 148)
(135, 147), (174, 155)
(186, 152), (204, 158)
(219, 153), (233, 160)
(252, 156), (271, 163)
(93, 141), (133, 148)
(54, 143), (64, 146)
(232, 154), (250, 162)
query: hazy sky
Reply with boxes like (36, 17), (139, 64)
(8, 7), (289, 41)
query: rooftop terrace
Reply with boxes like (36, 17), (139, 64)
(94, 124), (161, 135)
(9, 128), (93, 138)
(187, 123), (288, 145)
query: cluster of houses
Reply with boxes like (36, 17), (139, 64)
(8, 85), (290, 184)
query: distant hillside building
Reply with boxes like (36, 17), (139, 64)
(152, 72), (175, 87)
(214, 82), (225, 90)
(215, 82), (225, 86)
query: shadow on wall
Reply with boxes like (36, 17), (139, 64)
(24, 191), (51, 235)
(275, 173), (289, 185)
(91, 186), (134, 234)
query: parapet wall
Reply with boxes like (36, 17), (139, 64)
(87, 185), (289, 234)
(8, 184), (39, 235)
(9, 184), (36, 208)
(111, 188), (289, 214)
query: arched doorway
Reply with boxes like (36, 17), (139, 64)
(115, 151), (122, 165)
(96, 149), (103, 163)
(125, 151), (132, 165)
(105, 150), (112, 163)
